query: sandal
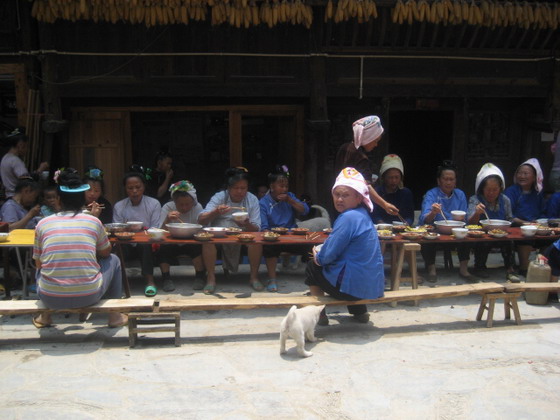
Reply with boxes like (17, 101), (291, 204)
(144, 285), (157, 297)
(250, 280), (265, 292)
(266, 279), (278, 293)
(32, 315), (52, 329)
(203, 284), (216, 295)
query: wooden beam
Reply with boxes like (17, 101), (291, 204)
(228, 111), (242, 167)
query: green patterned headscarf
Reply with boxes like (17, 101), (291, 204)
(169, 180), (197, 204)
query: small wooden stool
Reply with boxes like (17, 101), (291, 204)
(476, 292), (522, 328)
(390, 242), (421, 306)
(128, 312), (181, 347)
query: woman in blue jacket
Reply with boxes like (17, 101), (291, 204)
(306, 167), (384, 326)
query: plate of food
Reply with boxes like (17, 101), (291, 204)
(418, 224), (435, 232)
(237, 233), (255, 243)
(291, 227), (309, 235)
(467, 230), (486, 238)
(391, 224), (407, 233)
(271, 227), (289, 235)
(194, 232), (214, 242)
(404, 227), (427, 233)
(488, 229), (508, 238)
(465, 224), (483, 231)
(114, 231), (135, 241)
(262, 232), (280, 242)
(377, 230), (394, 239)
(400, 232), (423, 241)
(423, 232), (440, 240)
(225, 227), (242, 235)
(536, 226), (552, 236)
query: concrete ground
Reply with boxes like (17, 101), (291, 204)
(1, 251), (560, 419)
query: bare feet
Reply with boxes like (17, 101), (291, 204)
(108, 313), (128, 328)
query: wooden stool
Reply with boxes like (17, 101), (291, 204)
(391, 242), (421, 306)
(476, 292), (522, 328)
(128, 312), (181, 347)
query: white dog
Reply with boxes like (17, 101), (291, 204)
(280, 305), (325, 357)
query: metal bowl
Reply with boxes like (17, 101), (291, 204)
(203, 227), (228, 238)
(104, 223), (128, 234)
(165, 223), (202, 238)
(434, 220), (465, 235)
(479, 219), (512, 232)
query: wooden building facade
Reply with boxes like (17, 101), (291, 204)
(1, 0), (559, 208)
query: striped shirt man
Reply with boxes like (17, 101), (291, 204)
(33, 212), (110, 298)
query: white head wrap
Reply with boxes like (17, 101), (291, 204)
(352, 115), (384, 149)
(516, 158), (544, 193)
(475, 163), (505, 194)
(332, 167), (374, 212)
(379, 154), (404, 188)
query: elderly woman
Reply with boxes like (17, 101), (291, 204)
(504, 158), (546, 277)
(198, 167), (262, 295)
(158, 180), (206, 292)
(31, 169), (126, 329)
(467, 163), (517, 281)
(334, 115), (399, 217)
(113, 171), (161, 297)
(371, 154), (414, 225)
(260, 165), (309, 292)
(419, 160), (472, 282)
(83, 166), (113, 224)
(306, 167), (384, 326)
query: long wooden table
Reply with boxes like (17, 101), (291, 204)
(0, 229), (35, 297)
(111, 227), (560, 298)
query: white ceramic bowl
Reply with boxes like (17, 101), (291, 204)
(480, 219), (512, 232)
(232, 211), (249, 223)
(451, 210), (466, 221)
(452, 227), (468, 239)
(0, 232), (9, 242)
(166, 223), (202, 238)
(434, 220), (465, 235)
(147, 228), (166, 240)
(126, 221), (144, 232)
(520, 225), (537, 237)
(204, 227), (228, 238)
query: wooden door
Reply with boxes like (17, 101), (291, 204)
(69, 110), (131, 204)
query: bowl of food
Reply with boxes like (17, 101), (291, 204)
(0, 232), (9, 242)
(194, 232), (214, 242)
(377, 230), (394, 239)
(418, 224), (435, 232)
(434, 220), (465, 235)
(291, 227), (309, 235)
(237, 233), (255, 243)
(423, 232), (440, 240)
(391, 224), (408, 233)
(489, 229), (508, 238)
(548, 218), (560, 227)
(480, 219), (511, 232)
(451, 210), (466, 221)
(537, 218), (549, 226)
(451, 227), (468, 239)
(225, 227), (242, 235)
(146, 228), (166, 241)
(271, 227), (289, 235)
(400, 232), (423, 241)
(263, 232), (280, 242)
(165, 223), (202, 239)
(536, 226), (552, 236)
(114, 231), (135, 241)
(404, 227), (427, 233)
(376, 223), (392, 231)
(465, 224), (483, 231)
(520, 225), (538, 237)
(126, 221), (144, 232)
(203, 227), (228, 238)
(323, 228), (332, 235)
(104, 223), (128, 235)
(232, 211), (249, 223)
(467, 230), (486, 238)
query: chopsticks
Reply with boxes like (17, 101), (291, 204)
(86, 203), (105, 209)
(229, 206), (246, 211)
(396, 213), (409, 226)
(306, 232), (321, 241)
(439, 209), (448, 222)
(482, 208), (491, 221)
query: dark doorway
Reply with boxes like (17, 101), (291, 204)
(388, 111), (454, 209)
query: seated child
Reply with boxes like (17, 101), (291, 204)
(40, 186), (60, 217)
(259, 165), (309, 292)
(306, 167), (384, 325)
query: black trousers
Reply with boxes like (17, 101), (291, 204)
(304, 260), (367, 315)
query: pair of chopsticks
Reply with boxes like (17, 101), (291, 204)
(174, 215), (186, 224)
(86, 203), (105, 209)
(229, 206), (246, 211)
(396, 213), (409, 226)
(306, 232), (321, 241)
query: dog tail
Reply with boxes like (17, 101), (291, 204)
(281, 305), (298, 333)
